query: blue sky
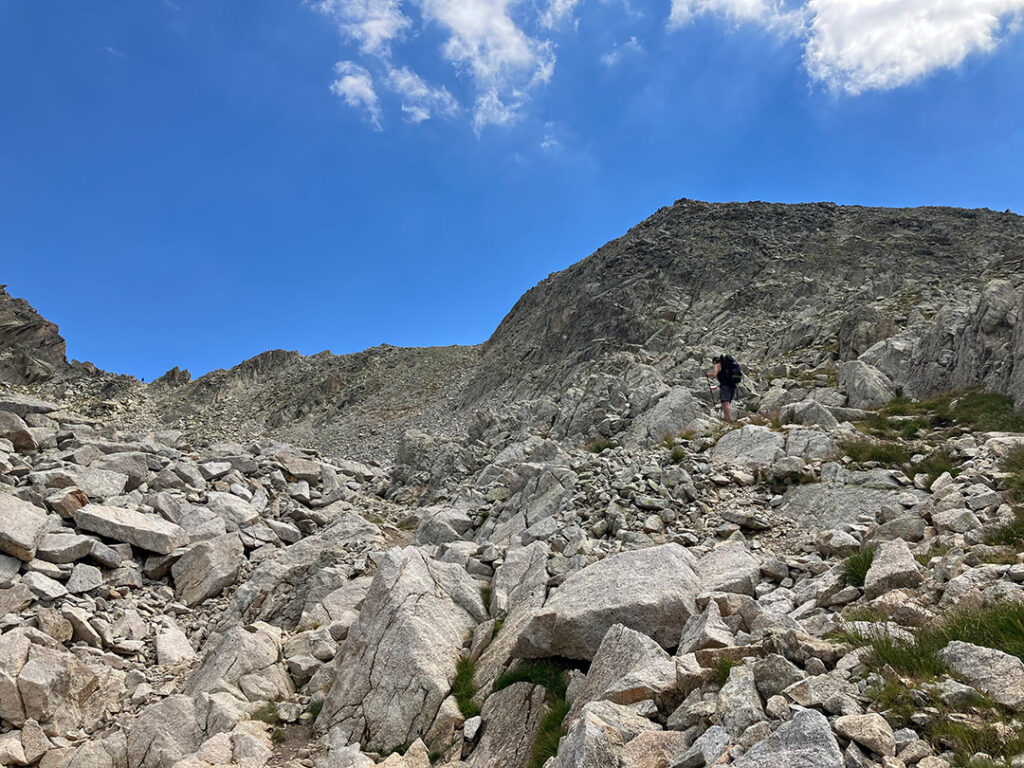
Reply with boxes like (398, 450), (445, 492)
(2, 0), (1023, 381)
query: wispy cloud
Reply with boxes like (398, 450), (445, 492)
(310, 0), (1024, 131)
(330, 61), (383, 129)
(600, 35), (644, 67)
(105, 46), (126, 58)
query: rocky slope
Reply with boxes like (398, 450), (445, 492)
(1, 199), (1024, 768)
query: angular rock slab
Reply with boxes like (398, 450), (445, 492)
(171, 533), (244, 607)
(939, 641), (1024, 710)
(863, 538), (922, 599)
(710, 426), (785, 469)
(550, 701), (658, 768)
(730, 708), (843, 768)
(75, 504), (188, 555)
(697, 540), (759, 596)
(567, 624), (676, 721)
(183, 622), (293, 702)
(514, 543), (701, 660)
(127, 694), (201, 768)
(320, 546), (487, 753)
(0, 494), (49, 561)
(466, 682), (548, 768)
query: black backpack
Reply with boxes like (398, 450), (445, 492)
(719, 355), (743, 386)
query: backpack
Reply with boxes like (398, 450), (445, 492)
(719, 355), (743, 386)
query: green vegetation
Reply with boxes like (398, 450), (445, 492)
(847, 603), (1024, 767)
(912, 449), (958, 486)
(670, 445), (687, 463)
(839, 439), (910, 466)
(492, 619), (504, 639)
(309, 700), (323, 722)
(881, 390), (1024, 433)
(858, 412), (929, 440)
(841, 549), (875, 588)
(712, 657), (738, 686)
(1001, 447), (1024, 503)
(585, 438), (615, 454)
(453, 657), (482, 719)
(495, 660), (573, 768)
(985, 508), (1024, 549)
(250, 701), (280, 725)
(271, 728), (286, 745)
(915, 544), (952, 566)
(480, 586), (492, 612)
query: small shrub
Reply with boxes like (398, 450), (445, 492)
(912, 450), (959, 486)
(271, 728), (286, 745)
(453, 657), (481, 719)
(585, 438), (615, 454)
(712, 658), (738, 686)
(1002, 448), (1024, 503)
(670, 445), (687, 463)
(985, 508), (1024, 549)
(251, 701), (279, 724)
(840, 439), (910, 466)
(309, 700), (323, 722)
(842, 549), (875, 588)
(495, 660), (571, 697)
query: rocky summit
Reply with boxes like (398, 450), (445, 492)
(1, 199), (1024, 768)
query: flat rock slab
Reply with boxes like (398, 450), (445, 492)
(171, 534), (243, 607)
(75, 505), (188, 555)
(939, 641), (1024, 710)
(730, 709), (843, 768)
(515, 543), (701, 660)
(467, 682), (548, 768)
(864, 539), (922, 599)
(0, 494), (50, 561)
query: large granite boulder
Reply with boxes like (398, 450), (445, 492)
(514, 543), (700, 660)
(74, 505), (188, 555)
(710, 426), (785, 469)
(0, 494), (50, 561)
(730, 709), (843, 768)
(839, 361), (896, 409)
(319, 547), (487, 753)
(939, 641), (1024, 710)
(171, 533), (244, 607)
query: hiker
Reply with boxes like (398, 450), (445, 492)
(707, 354), (742, 422)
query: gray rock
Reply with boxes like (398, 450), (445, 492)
(778, 399), (839, 430)
(515, 543), (701, 660)
(567, 624), (676, 721)
(126, 695), (201, 768)
(670, 725), (730, 768)
(35, 533), (95, 564)
(625, 387), (706, 447)
(698, 540), (759, 596)
(183, 621), (292, 702)
(549, 701), (657, 768)
(204, 491), (260, 531)
(91, 452), (150, 492)
(71, 467), (130, 499)
(319, 547), (486, 753)
(711, 426), (785, 469)
(66, 563), (104, 593)
(466, 682), (548, 768)
(717, 664), (765, 735)
(834, 713), (896, 757)
(22, 571), (67, 600)
(752, 654), (806, 699)
(171, 533), (243, 607)
(155, 621), (195, 666)
(75, 504), (189, 555)
(0, 412), (36, 452)
(0, 494), (49, 561)
(938, 641), (1024, 710)
(840, 361), (896, 409)
(678, 600), (734, 654)
(863, 539), (922, 599)
(730, 708), (843, 768)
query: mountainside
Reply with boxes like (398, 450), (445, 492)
(3, 200), (1024, 768)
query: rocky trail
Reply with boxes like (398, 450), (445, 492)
(2, 200), (1024, 768)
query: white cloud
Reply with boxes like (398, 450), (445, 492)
(600, 35), (644, 66)
(668, 0), (806, 32)
(806, 0), (1024, 94)
(310, 0), (412, 54)
(385, 66), (460, 122)
(540, 0), (581, 28)
(473, 89), (521, 131)
(330, 61), (383, 128)
(105, 46), (126, 58)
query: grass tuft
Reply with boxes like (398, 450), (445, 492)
(880, 390), (1024, 433)
(453, 657), (481, 719)
(670, 445), (687, 463)
(309, 700), (323, 722)
(840, 439), (910, 466)
(842, 548), (875, 588)
(495, 660), (574, 768)
(712, 658), (738, 687)
(250, 701), (280, 725)
(585, 438), (615, 454)
(1001, 448), (1024, 503)
(985, 509), (1024, 549)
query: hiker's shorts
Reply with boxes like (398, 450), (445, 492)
(719, 384), (736, 403)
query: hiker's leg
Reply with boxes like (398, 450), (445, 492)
(723, 400), (732, 422)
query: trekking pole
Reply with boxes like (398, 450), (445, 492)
(703, 365), (722, 417)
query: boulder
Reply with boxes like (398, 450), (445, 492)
(710, 426), (785, 469)
(697, 540), (759, 596)
(863, 539), (922, 599)
(0, 494), (49, 561)
(126, 695), (201, 768)
(204, 492), (260, 531)
(183, 622), (293, 702)
(514, 543), (701, 660)
(730, 708), (843, 768)
(0, 412), (37, 452)
(74, 505), (188, 555)
(566, 624), (677, 721)
(839, 361), (896, 409)
(834, 713), (896, 757)
(625, 387), (706, 447)
(156, 621), (196, 666)
(319, 547), (487, 753)
(171, 534), (244, 607)
(550, 701), (657, 768)
(678, 600), (735, 654)
(717, 664), (765, 735)
(938, 641), (1024, 710)
(778, 400), (839, 430)
(466, 682), (548, 768)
